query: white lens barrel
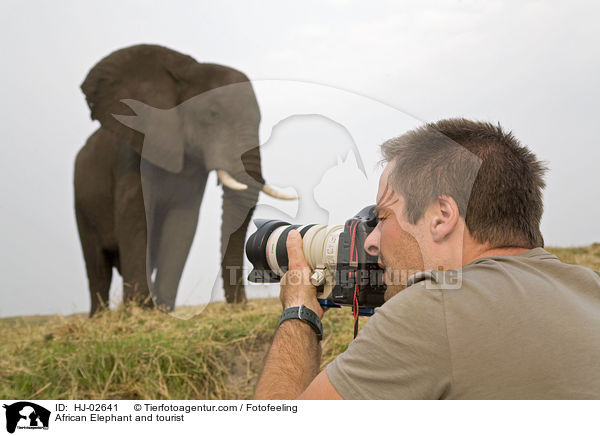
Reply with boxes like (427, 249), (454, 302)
(265, 224), (343, 278)
(322, 225), (344, 272)
(265, 225), (287, 276)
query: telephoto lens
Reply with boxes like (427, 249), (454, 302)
(245, 206), (386, 314)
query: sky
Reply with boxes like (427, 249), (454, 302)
(1, 0), (599, 317)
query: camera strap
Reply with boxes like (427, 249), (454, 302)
(352, 280), (360, 339)
(349, 220), (361, 339)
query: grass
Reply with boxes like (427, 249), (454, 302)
(545, 244), (600, 271)
(0, 299), (358, 400)
(1, 245), (598, 400)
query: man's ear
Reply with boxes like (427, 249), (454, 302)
(430, 195), (460, 242)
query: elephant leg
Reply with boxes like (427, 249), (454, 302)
(114, 175), (153, 308)
(152, 207), (201, 311)
(221, 187), (259, 304)
(75, 205), (113, 316)
(152, 178), (207, 311)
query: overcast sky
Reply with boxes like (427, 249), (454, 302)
(1, 0), (598, 317)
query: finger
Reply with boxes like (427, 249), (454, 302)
(286, 230), (309, 271)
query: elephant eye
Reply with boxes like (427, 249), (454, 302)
(209, 109), (219, 120)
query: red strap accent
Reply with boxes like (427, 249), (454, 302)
(349, 220), (359, 263)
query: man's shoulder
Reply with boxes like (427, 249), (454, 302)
(399, 248), (591, 296)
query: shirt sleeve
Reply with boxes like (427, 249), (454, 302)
(326, 283), (452, 399)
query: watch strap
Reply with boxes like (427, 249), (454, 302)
(279, 305), (323, 340)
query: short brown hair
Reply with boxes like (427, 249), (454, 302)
(381, 118), (547, 248)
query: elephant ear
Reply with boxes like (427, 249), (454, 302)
(81, 44), (196, 172)
(112, 100), (184, 173)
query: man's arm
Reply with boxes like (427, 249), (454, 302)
(254, 319), (320, 399)
(253, 230), (343, 400)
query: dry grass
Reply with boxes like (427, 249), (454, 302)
(0, 299), (358, 400)
(1, 245), (597, 400)
(546, 244), (600, 271)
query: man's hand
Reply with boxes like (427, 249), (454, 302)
(253, 229), (323, 399)
(280, 230), (324, 318)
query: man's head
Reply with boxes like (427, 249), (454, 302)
(364, 118), (547, 299)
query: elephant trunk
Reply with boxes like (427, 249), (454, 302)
(217, 142), (296, 303)
(219, 145), (263, 303)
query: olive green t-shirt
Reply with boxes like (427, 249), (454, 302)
(326, 248), (600, 399)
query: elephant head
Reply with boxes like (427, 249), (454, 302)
(80, 44), (291, 307)
(81, 44), (293, 195)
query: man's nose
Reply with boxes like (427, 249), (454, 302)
(364, 228), (379, 257)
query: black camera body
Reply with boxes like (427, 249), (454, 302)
(246, 205), (386, 315)
(326, 205), (386, 312)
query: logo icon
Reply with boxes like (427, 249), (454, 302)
(3, 402), (50, 434)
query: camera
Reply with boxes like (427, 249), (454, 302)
(245, 205), (386, 316)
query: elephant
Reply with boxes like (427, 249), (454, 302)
(74, 44), (292, 315)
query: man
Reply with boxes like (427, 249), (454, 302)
(254, 118), (600, 400)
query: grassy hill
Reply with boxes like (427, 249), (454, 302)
(1, 245), (598, 400)
(0, 300), (358, 400)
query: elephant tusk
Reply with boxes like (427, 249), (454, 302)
(262, 185), (298, 200)
(217, 170), (248, 191)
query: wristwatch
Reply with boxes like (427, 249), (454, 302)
(279, 305), (323, 341)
